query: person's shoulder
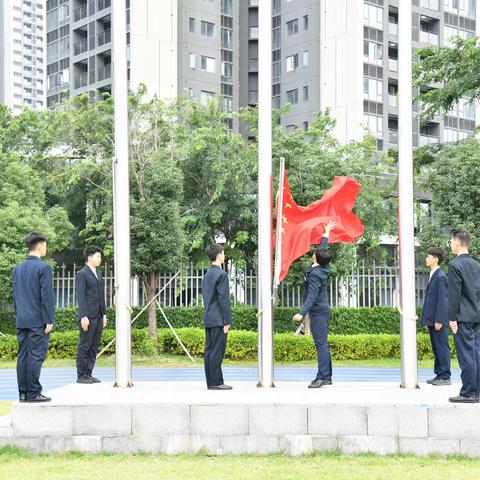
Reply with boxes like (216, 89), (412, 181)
(437, 268), (447, 278)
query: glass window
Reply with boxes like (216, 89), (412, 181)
(200, 90), (215, 106)
(189, 17), (195, 33)
(189, 53), (196, 69)
(286, 89), (298, 105)
(303, 15), (309, 30)
(222, 28), (232, 48)
(287, 19), (299, 35)
(222, 0), (233, 15)
(363, 114), (383, 137)
(201, 56), (215, 73)
(303, 85), (309, 101)
(221, 61), (233, 79)
(303, 50), (309, 66)
(363, 77), (383, 102)
(286, 54), (298, 72)
(363, 4), (383, 30)
(363, 40), (383, 66)
(201, 21), (214, 37)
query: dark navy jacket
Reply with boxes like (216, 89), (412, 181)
(421, 268), (448, 327)
(75, 266), (106, 319)
(448, 254), (480, 323)
(300, 236), (330, 316)
(202, 265), (233, 328)
(12, 256), (55, 328)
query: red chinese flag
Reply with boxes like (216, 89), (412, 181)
(275, 170), (364, 282)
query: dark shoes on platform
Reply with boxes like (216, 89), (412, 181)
(429, 378), (452, 386)
(77, 375), (101, 384)
(308, 379), (332, 389)
(448, 395), (479, 403)
(27, 394), (51, 403)
(19, 393), (27, 403)
(208, 384), (233, 390)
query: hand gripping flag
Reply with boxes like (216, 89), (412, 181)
(274, 170), (364, 282)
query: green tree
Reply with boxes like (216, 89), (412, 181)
(413, 37), (480, 124)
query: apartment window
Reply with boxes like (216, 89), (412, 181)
(287, 19), (299, 35)
(286, 54), (299, 72)
(363, 114), (383, 138)
(189, 17), (195, 33)
(201, 56), (216, 73)
(222, 28), (233, 48)
(200, 90), (215, 106)
(189, 53), (196, 69)
(273, 0), (280, 15)
(221, 0), (233, 15)
(363, 77), (383, 103)
(221, 61), (233, 80)
(286, 89), (298, 105)
(303, 121), (309, 131)
(272, 28), (281, 48)
(189, 88), (195, 98)
(363, 4), (383, 30)
(303, 15), (309, 30)
(303, 50), (309, 66)
(303, 86), (309, 102)
(223, 96), (233, 114)
(363, 40), (383, 65)
(201, 21), (215, 37)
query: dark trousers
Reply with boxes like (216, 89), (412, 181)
(428, 325), (451, 380)
(310, 309), (332, 381)
(204, 326), (227, 387)
(76, 317), (103, 378)
(16, 327), (50, 400)
(454, 321), (480, 398)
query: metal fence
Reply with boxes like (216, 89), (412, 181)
(48, 262), (430, 310)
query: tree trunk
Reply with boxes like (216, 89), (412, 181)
(146, 272), (158, 340)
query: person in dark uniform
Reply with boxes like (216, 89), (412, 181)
(13, 232), (54, 403)
(293, 220), (336, 389)
(202, 243), (233, 390)
(422, 247), (451, 386)
(75, 246), (107, 384)
(448, 229), (480, 403)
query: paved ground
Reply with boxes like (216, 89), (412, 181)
(0, 366), (461, 400)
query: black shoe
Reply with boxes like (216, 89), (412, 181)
(77, 377), (95, 384)
(308, 379), (332, 389)
(431, 378), (451, 386)
(89, 376), (101, 383)
(27, 394), (51, 403)
(448, 395), (479, 403)
(19, 393), (27, 403)
(426, 377), (438, 385)
(208, 384), (233, 390)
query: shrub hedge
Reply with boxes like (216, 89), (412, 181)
(0, 306), (424, 335)
(0, 327), (456, 362)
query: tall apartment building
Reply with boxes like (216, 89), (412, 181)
(0, 0), (46, 113)
(46, 0), (240, 128)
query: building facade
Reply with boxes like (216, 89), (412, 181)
(0, 0), (46, 113)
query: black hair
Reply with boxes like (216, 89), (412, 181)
(427, 247), (445, 265)
(206, 243), (224, 262)
(314, 247), (332, 267)
(452, 229), (471, 247)
(84, 245), (103, 262)
(25, 232), (48, 251)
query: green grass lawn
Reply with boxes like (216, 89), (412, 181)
(0, 401), (13, 416)
(0, 355), (459, 369)
(0, 449), (479, 480)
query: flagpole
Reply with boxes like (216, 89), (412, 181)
(273, 157), (286, 303)
(112, 0), (132, 388)
(257, 0), (274, 388)
(398, 0), (418, 389)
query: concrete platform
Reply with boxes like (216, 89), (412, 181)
(2, 381), (480, 456)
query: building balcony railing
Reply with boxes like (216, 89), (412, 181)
(249, 58), (258, 72)
(388, 129), (398, 144)
(419, 134), (440, 146)
(388, 94), (398, 109)
(419, 0), (440, 11)
(97, 64), (111, 82)
(420, 31), (439, 45)
(74, 72), (88, 89)
(388, 58), (398, 72)
(249, 26), (259, 39)
(97, 0), (111, 11)
(73, 38), (88, 56)
(74, 4), (87, 23)
(97, 29), (111, 47)
(388, 22), (398, 36)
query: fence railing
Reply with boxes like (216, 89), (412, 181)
(42, 263), (430, 311)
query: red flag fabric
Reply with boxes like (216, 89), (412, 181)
(275, 171), (364, 282)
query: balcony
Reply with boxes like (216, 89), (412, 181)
(419, 134), (439, 146)
(419, 0), (440, 11)
(248, 90), (258, 104)
(249, 58), (258, 72)
(97, 29), (111, 47)
(388, 22), (398, 36)
(97, 0), (111, 11)
(74, 72), (88, 89)
(74, 4), (87, 22)
(97, 64), (111, 82)
(249, 26), (259, 39)
(388, 58), (398, 72)
(73, 38), (88, 56)
(420, 31), (439, 45)
(388, 129), (398, 144)
(388, 94), (398, 109)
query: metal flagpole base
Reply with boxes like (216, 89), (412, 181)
(114, 382), (134, 388)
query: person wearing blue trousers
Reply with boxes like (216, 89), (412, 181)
(293, 220), (335, 389)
